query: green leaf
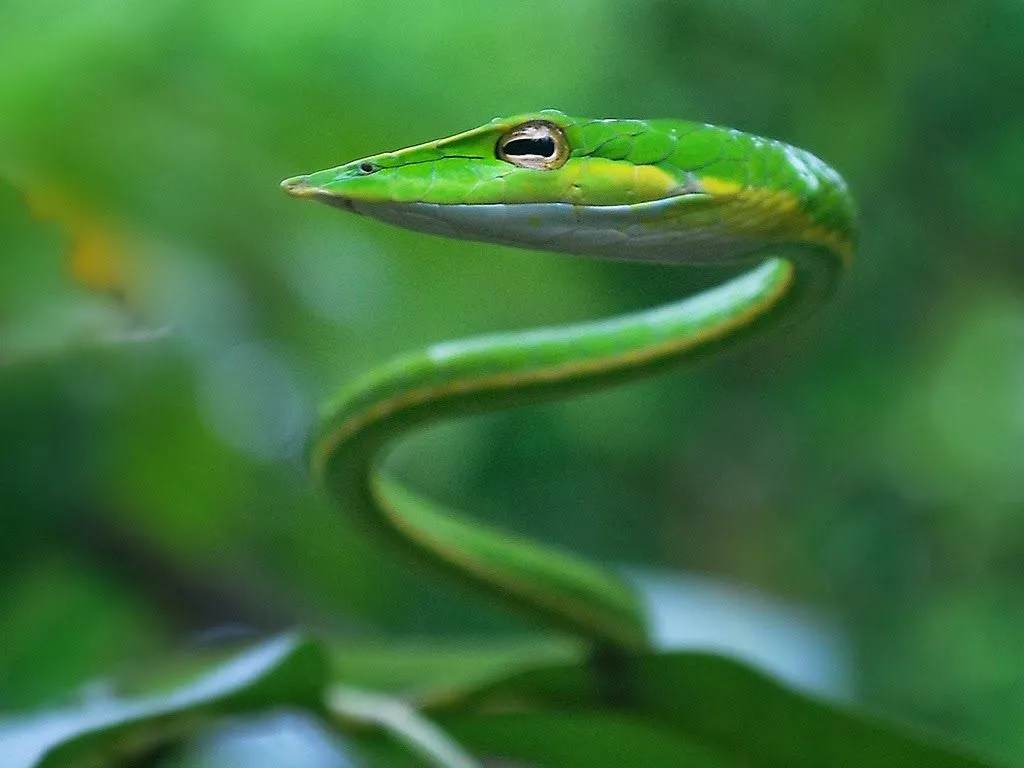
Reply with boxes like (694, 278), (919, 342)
(346, 707), (730, 768)
(431, 650), (1001, 768)
(330, 637), (580, 695)
(156, 711), (358, 768)
(438, 711), (731, 768)
(0, 633), (328, 768)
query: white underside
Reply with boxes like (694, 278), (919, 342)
(341, 197), (765, 264)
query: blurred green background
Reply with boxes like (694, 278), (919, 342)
(1, 0), (1022, 762)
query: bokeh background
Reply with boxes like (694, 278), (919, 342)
(2, 0), (1023, 762)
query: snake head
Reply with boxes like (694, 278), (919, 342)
(282, 111), (855, 264)
(279, 110), (689, 208)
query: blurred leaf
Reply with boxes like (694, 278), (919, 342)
(0, 634), (328, 768)
(330, 638), (580, 696)
(331, 687), (480, 768)
(0, 175), (150, 367)
(21, 184), (134, 302)
(357, 709), (734, 768)
(0, 557), (165, 710)
(158, 711), (359, 768)
(438, 711), (730, 768)
(0, 634), (1010, 767)
(433, 650), (999, 768)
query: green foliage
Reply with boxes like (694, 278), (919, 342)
(0, 634), (998, 767)
(1, 0), (1022, 764)
(2, 635), (326, 768)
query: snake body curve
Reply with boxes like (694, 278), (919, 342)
(282, 110), (855, 650)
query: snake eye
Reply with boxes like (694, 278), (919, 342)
(497, 121), (569, 170)
(359, 162), (377, 174)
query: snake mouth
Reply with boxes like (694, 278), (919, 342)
(280, 176), (358, 213)
(280, 175), (316, 196)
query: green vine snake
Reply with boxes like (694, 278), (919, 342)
(281, 110), (855, 652)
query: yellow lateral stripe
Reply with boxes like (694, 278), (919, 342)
(375, 490), (644, 647)
(701, 177), (854, 267)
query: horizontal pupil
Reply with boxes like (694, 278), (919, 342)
(504, 136), (555, 158)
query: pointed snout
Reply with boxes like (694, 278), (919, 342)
(280, 175), (318, 197)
